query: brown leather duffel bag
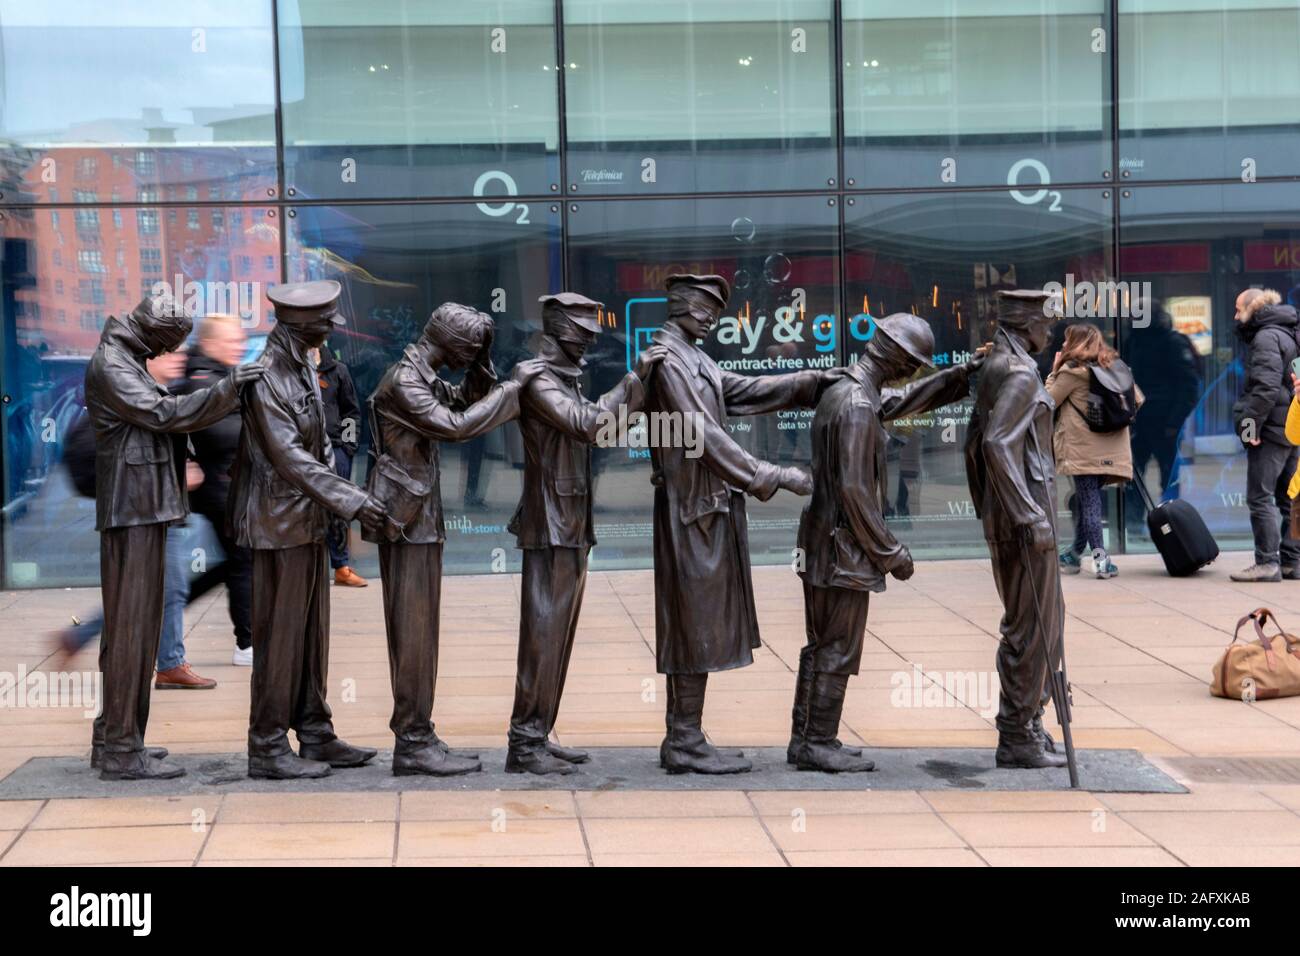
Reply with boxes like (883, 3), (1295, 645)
(1211, 608), (1300, 700)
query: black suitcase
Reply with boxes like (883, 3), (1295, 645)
(1134, 474), (1219, 576)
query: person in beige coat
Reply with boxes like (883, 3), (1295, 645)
(1045, 324), (1144, 578)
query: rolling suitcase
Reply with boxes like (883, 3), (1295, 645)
(1133, 473), (1218, 576)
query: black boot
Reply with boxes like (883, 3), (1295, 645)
(431, 731), (479, 760)
(91, 744), (168, 770)
(99, 749), (186, 781)
(249, 752), (331, 780)
(795, 673), (875, 773)
(1030, 714), (1058, 754)
(394, 744), (481, 777)
(659, 674), (751, 775)
(545, 741), (589, 764)
(506, 746), (580, 775)
(298, 738), (377, 768)
(786, 646), (863, 763)
(996, 734), (1067, 769)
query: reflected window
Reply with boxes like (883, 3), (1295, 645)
(843, 0), (1110, 188)
(0, 1), (278, 203)
(563, 0), (836, 193)
(279, 0), (559, 200)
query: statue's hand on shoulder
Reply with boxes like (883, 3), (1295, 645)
(510, 358), (547, 387)
(356, 494), (387, 537)
(1024, 518), (1055, 553)
(230, 362), (266, 387)
(891, 547), (915, 581)
(634, 345), (668, 381)
(966, 343), (993, 374)
(777, 465), (813, 496)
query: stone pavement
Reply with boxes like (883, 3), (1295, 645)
(3, 552), (1300, 866)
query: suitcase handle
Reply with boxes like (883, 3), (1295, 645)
(1245, 608), (1300, 650)
(1132, 468), (1158, 513)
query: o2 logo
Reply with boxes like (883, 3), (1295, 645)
(1007, 158), (1062, 213)
(474, 170), (531, 224)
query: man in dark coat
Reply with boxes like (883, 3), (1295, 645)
(1230, 288), (1300, 581)
(85, 294), (263, 779)
(646, 273), (829, 775)
(793, 314), (981, 772)
(228, 280), (387, 780)
(366, 303), (544, 776)
(965, 289), (1067, 770)
(504, 293), (665, 774)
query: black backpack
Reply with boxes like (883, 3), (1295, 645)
(1083, 358), (1138, 433)
(63, 406), (98, 499)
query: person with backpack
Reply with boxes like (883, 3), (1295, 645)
(1231, 288), (1300, 582)
(1046, 323), (1143, 579)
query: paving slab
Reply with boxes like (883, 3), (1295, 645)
(0, 746), (1184, 799)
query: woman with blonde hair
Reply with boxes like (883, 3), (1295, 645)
(1046, 323), (1144, 578)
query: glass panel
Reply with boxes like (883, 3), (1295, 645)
(0, 1), (278, 205)
(1120, 0), (1300, 180)
(566, 195), (841, 569)
(844, 0), (1111, 188)
(562, 0), (836, 193)
(280, 0), (560, 200)
(285, 199), (562, 575)
(1118, 181), (1300, 553)
(1, 203), (281, 586)
(844, 187), (1115, 556)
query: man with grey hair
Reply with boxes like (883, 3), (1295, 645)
(1231, 288), (1300, 582)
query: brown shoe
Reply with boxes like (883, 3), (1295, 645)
(334, 566), (368, 587)
(155, 663), (218, 690)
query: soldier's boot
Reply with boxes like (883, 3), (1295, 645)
(91, 743), (168, 770)
(795, 673), (875, 773)
(395, 743), (481, 777)
(786, 646), (863, 764)
(545, 741), (589, 764)
(248, 751), (331, 780)
(505, 745), (579, 776)
(99, 749), (187, 781)
(659, 674), (751, 775)
(1031, 712), (1058, 755)
(996, 733), (1067, 769)
(298, 737), (377, 768)
(430, 730), (479, 760)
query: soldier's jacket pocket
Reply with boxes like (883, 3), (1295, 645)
(554, 475), (587, 497)
(124, 443), (168, 465)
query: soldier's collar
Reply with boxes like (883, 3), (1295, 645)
(404, 342), (440, 386)
(538, 335), (585, 379)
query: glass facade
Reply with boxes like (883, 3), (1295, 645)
(2, 0), (1297, 587)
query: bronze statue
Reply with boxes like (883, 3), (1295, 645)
(964, 289), (1074, 772)
(85, 294), (264, 780)
(229, 280), (387, 780)
(794, 314), (981, 772)
(646, 273), (833, 774)
(365, 303), (544, 776)
(504, 293), (665, 774)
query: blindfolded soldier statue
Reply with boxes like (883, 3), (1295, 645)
(793, 314), (982, 772)
(85, 294), (265, 779)
(229, 280), (388, 780)
(965, 289), (1069, 770)
(646, 273), (837, 774)
(365, 303), (545, 776)
(503, 293), (666, 774)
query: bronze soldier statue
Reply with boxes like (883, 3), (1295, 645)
(965, 289), (1069, 769)
(793, 314), (981, 772)
(365, 303), (544, 776)
(229, 280), (387, 780)
(504, 293), (666, 774)
(646, 273), (833, 774)
(85, 294), (264, 780)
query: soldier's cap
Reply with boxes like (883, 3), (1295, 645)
(128, 293), (193, 345)
(665, 273), (730, 309)
(996, 288), (1063, 327)
(540, 292), (604, 335)
(267, 280), (345, 326)
(873, 313), (935, 369)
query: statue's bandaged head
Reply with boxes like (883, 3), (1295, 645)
(130, 294), (194, 357)
(870, 312), (936, 377)
(665, 274), (730, 321)
(995, 288), (1062, 354)
(540, 292), (603, 344)
(423, 302), (494, 364)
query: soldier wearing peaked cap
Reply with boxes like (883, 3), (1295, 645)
(793, 313), (981, 772)
(502, 293), (667, 774)
(85, 293), (265, 780)
(965, 288), (1070, 770)
(228, 280), (388, 780)
(645, 273), (842, 774)
(364, 303), (547, 776)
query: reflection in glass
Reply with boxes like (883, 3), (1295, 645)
(279, 0), (559, 199)
(844, 187), (1114, 556)
(286, 200), (561, 574)
(843, 0), (1109, 188)
(563, 0), (835, 193)
(567, 195), (840, 568)
(0, 1), (278, 203)
(1, 203), (281, 585)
